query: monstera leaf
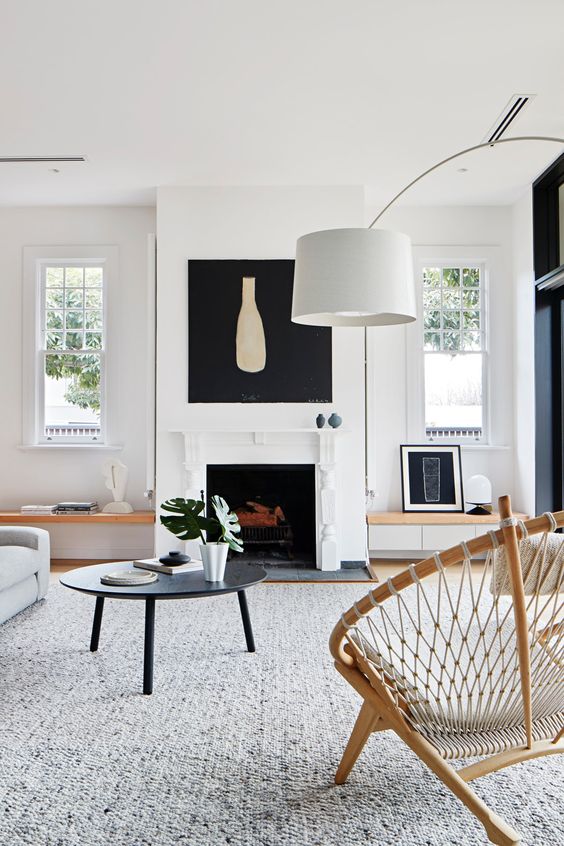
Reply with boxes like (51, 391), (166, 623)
(160, 498), (215, 542)
(210, 495), (244, 553)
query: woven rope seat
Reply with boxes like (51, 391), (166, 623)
(330, 497), (564, 846)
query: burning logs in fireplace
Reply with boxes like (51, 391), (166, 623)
(235, 501), (286, 527)
(234, 501), (294, 559)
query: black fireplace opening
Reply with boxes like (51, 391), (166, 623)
(206, 464), (316, 566)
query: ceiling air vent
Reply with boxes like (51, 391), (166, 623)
(482, 95), (534, 144)
(0, 156), (86, 163)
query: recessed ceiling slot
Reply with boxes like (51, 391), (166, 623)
(482, 95), (534, 144)
(0, 156), (86, 163)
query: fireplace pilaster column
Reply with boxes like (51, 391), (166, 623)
(182, 433), (206, 500)
(319, 463), (338, 570)
(183, 464), (206, 500)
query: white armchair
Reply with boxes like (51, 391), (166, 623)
(0, 527), (50, 624)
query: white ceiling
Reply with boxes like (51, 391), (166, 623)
(1, 0), (563, 208)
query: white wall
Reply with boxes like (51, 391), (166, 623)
(511, 191), (536, 516)
(0, 206), (156, 558)
(1, 195), (535, 560)
(155, 186), (367, 564)
(365, 205), (522, 513)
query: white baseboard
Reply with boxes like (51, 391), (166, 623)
(50, 546), (154, 560)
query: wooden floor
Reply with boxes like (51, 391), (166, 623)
(51, 560), (115, 573)
(50, 559), (468, 584)
(49, 560), (375, 584)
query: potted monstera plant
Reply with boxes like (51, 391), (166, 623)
(160, 495), (243, 582)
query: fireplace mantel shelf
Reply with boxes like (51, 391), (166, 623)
(170, 428), (349, 434)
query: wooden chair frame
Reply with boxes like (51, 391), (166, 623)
(330, 497), (564, 846)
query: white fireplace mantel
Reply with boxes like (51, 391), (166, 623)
(170, 428), (348, 570)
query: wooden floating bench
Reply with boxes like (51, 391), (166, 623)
(0, 511), (156, 568)
(367, 511), (527, 525)
(367, 511), (528, 578)
(0, 511), (155, 524)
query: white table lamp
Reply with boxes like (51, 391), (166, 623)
(465, 474), (493, 515)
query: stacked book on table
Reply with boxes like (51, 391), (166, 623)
(20, 501), (100, 516)
(134, 558), (203, 575)
(56, 501), (99, 515)
(20, 505), (58, 515)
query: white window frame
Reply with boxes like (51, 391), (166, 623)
(23, 245), (118, 447)
(406, 247), (493, 446)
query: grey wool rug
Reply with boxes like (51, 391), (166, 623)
(0, 583), (561, 846)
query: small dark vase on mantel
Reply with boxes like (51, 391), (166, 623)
(328, 413), (342, 429)
(316, 414), (326, 429)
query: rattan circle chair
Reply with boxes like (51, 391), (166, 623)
(330, 496), (564, 846)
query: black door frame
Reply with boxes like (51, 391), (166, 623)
(533, 153), (564, 514)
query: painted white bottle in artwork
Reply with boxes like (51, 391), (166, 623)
(236, 276), (266, 373)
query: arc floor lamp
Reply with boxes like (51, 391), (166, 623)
(291, 135), (564, 509)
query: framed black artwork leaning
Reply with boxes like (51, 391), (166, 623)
(400, 444), (464, 512)
(187, 259), (332, 403)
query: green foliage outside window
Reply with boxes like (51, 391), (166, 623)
(45, 353), (101, 413)
(43, 264), (103, 417)
(422, 266), (482, 352)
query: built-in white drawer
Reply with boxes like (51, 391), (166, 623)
(368, 524), (422, 551)
(422, 524), (476, 551)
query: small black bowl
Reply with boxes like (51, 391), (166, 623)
(159, 550), (191, 566)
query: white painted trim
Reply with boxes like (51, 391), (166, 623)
(461, 444), (511, 452)
(22, 245), (118, 447)
(51, 546), (153, 559)
(17, 444), (123, 451)
(146, 234), (157, 492)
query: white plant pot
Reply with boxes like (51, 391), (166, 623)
(199, 542), (229, 582)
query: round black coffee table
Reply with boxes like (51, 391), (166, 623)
(60, 561), (267, 695)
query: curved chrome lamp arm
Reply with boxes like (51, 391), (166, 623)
(368, 135), (564, 228)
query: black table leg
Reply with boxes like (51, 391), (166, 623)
(237, 590), (255, 652)
(90, 597), (105, 652)
(143, 597), (156, 695)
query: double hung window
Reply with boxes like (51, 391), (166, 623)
(422, 263), (486, 441)
(23, 246), (116, 446)
(40, 263), (104, 441)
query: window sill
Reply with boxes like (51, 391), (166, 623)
(18, 444), (124, 451)
(424, 440), (511, 451)
(460, 444), (511, 451)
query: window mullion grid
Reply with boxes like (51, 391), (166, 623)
(459, 265), (463, 352)
(439, 268), (444, 352)
(40, 265), (47, 352)
(81, 266), (85, 350)
(480, 263), (486, 353)
(62, 267), (67, 351)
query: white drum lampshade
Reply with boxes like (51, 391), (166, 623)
(291, 226), (416, 509)
(292, 228), (416, 327)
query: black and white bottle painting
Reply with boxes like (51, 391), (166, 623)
(401, 445), (464, 512)
(188, 259), (332, 403)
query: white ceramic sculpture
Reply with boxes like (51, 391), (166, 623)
(102, 459), (134, 513)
